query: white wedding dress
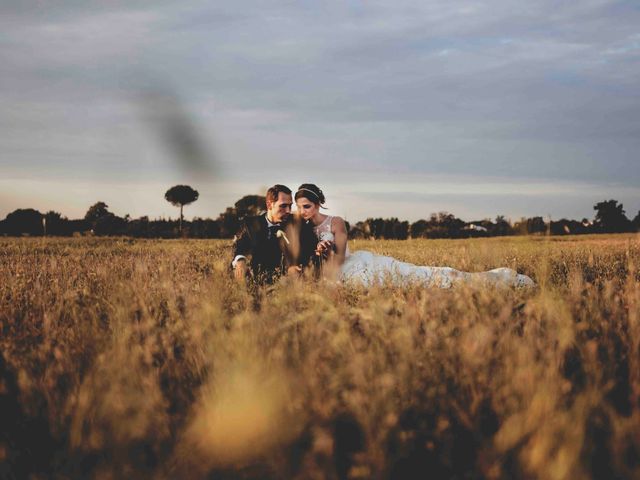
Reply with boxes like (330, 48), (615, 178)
(314, 216), (535, 289)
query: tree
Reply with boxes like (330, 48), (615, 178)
(3, 209), (43, 236)
(85, 202), (111, 227)
(234, 195), (266, 219)
(164, 185), (199, 234)
(392, 220), (410, 240)
(83, 202), (128, 236)
(348, 221), (368, 239)
(419, 212), (466, 238)
(494, 215), (513, 236)
(382, 218), (398, 239)
(217, 207), (241, 238)
(527, 216), (546, 234)
(410, 219), (429, 238)
(436, 212), (465, 238)
(94, 213), (127, 236)
(513, 216), (546, 235)
(364, 218), (386, 239)
(593, 200), (632, 233)
(44, 211), (68, 236)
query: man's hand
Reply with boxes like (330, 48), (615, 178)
(287, 265), (303, 276)
(233, 258), (248, 282)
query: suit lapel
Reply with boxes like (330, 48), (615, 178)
(258, 214), (269, 242)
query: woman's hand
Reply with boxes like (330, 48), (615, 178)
(315, 240), (334, 258)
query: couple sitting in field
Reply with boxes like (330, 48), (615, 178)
(232, 184), (535, 289)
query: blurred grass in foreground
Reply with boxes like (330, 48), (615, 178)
(1, 234), (639, 479)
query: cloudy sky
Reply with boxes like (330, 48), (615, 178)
(2, 0), (639, 223)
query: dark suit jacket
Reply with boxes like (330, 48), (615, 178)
(232, 214), (317, 284)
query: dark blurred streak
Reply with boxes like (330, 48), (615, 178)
(136, 85), (217, 180)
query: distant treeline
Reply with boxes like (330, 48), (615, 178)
(1, 196), (638, 239)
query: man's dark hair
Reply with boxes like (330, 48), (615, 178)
(266, 184), (292, 206)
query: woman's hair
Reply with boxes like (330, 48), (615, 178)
(295, 183), (326, 206)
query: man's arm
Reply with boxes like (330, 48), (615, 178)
(233, 257), (248, 281)
(232, 220), (253, 281)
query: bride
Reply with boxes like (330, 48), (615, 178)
(294, 184), (535, 288)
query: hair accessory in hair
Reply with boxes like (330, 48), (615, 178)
(296, 188), (321, 201)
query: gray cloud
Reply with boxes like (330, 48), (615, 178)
(1, 1), (639, 220)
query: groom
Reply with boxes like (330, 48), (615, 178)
(232, 184), (317, 285)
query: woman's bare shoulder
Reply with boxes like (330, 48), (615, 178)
(331, 216), (347, 231)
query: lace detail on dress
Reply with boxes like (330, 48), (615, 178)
(313, 215), (332, 238)
(313, 215), (350, 257)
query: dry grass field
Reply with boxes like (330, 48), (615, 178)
(1, 234), (639, 479)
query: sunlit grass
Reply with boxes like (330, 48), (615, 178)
(1, 234), (639, 479)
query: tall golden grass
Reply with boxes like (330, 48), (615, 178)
(1, 234), (639, 479)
